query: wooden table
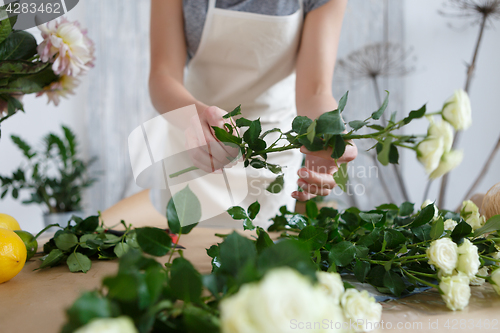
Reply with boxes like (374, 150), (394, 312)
(1, 226), (500, 333)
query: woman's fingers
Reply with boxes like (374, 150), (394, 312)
(297, 167), (337, 190)
(299, 140), (357, 164)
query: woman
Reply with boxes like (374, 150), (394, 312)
(105, 0), (357, 228)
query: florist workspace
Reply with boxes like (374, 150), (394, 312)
(2, 1), (500, 333)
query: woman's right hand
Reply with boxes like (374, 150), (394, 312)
(185, 106), (240, 173)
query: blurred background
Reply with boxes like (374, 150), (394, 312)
(1, 0), (499, 234)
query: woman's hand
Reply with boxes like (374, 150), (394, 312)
(185, 106), (240, 173)
(292, 141), (357, 201)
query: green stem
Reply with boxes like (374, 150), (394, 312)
(401, 268), (439, 289)
(167, 232), (182, 266)
(398, 254), (427, 261)
(480, 254), (500, 263)
(407, 270), (437, 278)
(169, 166), (199, 178)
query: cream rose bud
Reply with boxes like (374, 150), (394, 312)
(491, 269), (500, 296)
(444, 219), (458, 231)
(340, 289), (382, 332)
(417, 136), (445, 174)
(492, 251), (500, 267)
(442, 89), (472, 131)
(456, 239), (480, 279)
(465, 211), (486, 231)
(220, 268), (345, 333)
(439, 272), (471, 311)
(430, 150), (464, 179)
(427, 117), (454, 152)
(427, 238), (458, 275)
(461, 200), (480, 216)
(74, 317), (138, 333)
(470, 266), (488, 286)
(316, 271), (345, 304)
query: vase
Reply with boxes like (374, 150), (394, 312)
(42, 211), (84, 236)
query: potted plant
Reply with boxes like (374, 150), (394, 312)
(0, 125), (96, 231)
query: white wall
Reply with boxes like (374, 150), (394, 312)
(0, 4), (88, 234)
(403, 0), (500, 209)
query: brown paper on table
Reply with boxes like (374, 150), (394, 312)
(1, 227), (500, 333)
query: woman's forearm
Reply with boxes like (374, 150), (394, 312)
(296, 93), (338, 120)
(149, 67), (208, 115)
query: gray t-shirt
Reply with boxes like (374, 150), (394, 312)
(183, 0), (330, 60)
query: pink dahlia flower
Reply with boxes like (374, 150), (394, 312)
(37, 75), (80, 106)
(37, 18), (95, 77)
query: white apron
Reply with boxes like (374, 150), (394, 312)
(151, 0), (304, 229)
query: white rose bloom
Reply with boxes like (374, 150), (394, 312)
(470, 266), (488, 286)
(444, 219), (458, 231)
(74, 317), (138, 333)
(417, 136), (445, 175)
(430, 150), (464, 179)
(456, 239), (480, 279)
(491, 269), (500, 296)
(340, 289), (382, 332)
(428, 117), (454, 152)
(439, 272), (471, 311)
(442, 89), (472, 131)
(492, 251), (500, 267)
(427, 238), (458, 275)
(421, 200), (439, 219)
(220, 268), (346, 333)
(316, 271), (345, 304)
(465, 211), (486, 231)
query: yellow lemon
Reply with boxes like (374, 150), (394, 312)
(0, 213), (21, 231)
(0, 228), (27, 283)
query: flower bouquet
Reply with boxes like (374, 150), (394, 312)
(0, 8), (94, 137)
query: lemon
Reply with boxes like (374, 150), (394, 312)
(14, 230), (38, 261)
(0, 213), (21, 231)
(0, 228), (27, 283)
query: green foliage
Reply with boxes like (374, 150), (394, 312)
(172, 91), (427, 194)
(0, 126), (96, 213)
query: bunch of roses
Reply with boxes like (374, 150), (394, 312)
(425, 200), (500, 311)
(417, 89), (471, 178)
(220, 268), (382, 333)
(36, 18), (95, 106)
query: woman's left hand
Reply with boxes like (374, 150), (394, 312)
(292, 142), (357, 201)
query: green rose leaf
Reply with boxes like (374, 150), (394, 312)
(383, 229), (406, 248)
(247, 201), (260, 220)
(473, 215), (500, 238)
(412, 224), (432, 241)
(403, 104), (426, 125)
(167, 185), (201, 234)
(306, 120), (316, 144)
(79, 234), (99, 249)
(38, 249), (65, 269)
(389, 144), (399, 164)
(371, 91), (389, 120)
(256, 228), (274, 254)
(338, 91), (349, 112)
(183, 304), (220, 333)
(383, 270), (406, 297)
(305, 200), (319, 219)
(451, 221), (473, 241)
(349, 120), (368, 131)
(218, 232), (257, 276)
(65, 291), (119, 328)
(292, 116), (313, 134)
(67, 253), (92, 273)
(266, 174), (284, 193)
(243, 119), (262, 144)
(354, 260), (370, 283)
(212, 126), (242, 146)
(257, 239), (316, 279)
(0, 30), (37, 60)
(329, 241), (356, 267)
(0, 16), (13, 45)
(55, 233), (78, 251)
(430, 217), (445, 240)
(136, 227), (172, 256)
(223, 104), (241, 119)
(75, 215), (99, 233)
(333, 163), (349, 192)
(316, 109), (345, 135)
(103, 273), (138, 301)
(399, 202), (414, 216)
(359, 212), (383, 224)
(227, 206), (248, 220)
(376, 136), (393, 166)
(170, 257), (203, 303)
(330, 135), (346, 160)
(243, 219), (255, 231)
(113, 242), (130, 258)
(298, 226), (327, 251)
(235, 117), (253, 127)
(408, 203), (436, 228)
